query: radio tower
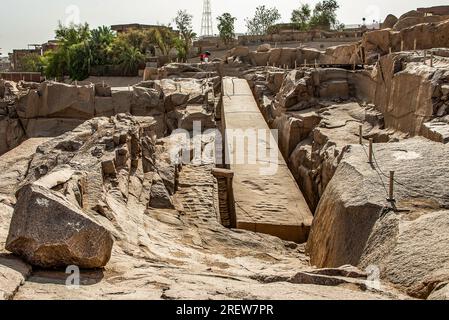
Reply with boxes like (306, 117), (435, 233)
(201, 0), (214, 37)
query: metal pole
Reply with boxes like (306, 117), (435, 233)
(368, 138), (373, 164)
(424, 50), (427, 65)
(359, 125), (363, 145)
(430, 52), (434, 67)
(389, 171), (395, 201)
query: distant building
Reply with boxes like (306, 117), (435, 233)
(111, 24), (173, 34)
(8, 40), (58, 71)
(0, 57), (9, 72)
(417, 6), (449, 16)
(9, 48), (40, 71)
(41, 40), (58, 53)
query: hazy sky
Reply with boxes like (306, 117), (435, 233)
(1, 0), (448, 56)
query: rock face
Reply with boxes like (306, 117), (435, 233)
(250, 66), (402, 211)
(0, 76), (218, 156)
(382, 14), (398, 29)
(257, 43), (271, 52)
(0, 113), (406, 300)
(0, 254), (31, 300)
(360, 210), (449, 299)
(393, 15), (449, 31)
(321, 44), (362, 65)
(361, 19), (449, 62)
(0, 117), (26, 155)
(307, 138), (449, 298)
(289, 102), (390, 211)
(371, 53), (449, 135)
(176, 105), (215, 131)
(229, 45), (366, 68)
(6, 184), (114, 269)
(231, 46), (250, 58)
(3, 114), (184, 270)
(229, 46), (327, 68)
(421, 118), (449, 143)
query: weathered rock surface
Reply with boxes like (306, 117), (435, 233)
(2, 54), (449, 301)
(0, 254), (31, 300)
(393, 15), (449, 31)
(257, 43), (271, 52)
(0, 117), (26, 155)
(307, 138), (449, 298)
(16, 82), (95, 120)
(0, 153), (405, 300)
(361, 19), (449, 61)
(371, 52), (449, 135)
(176, 105), (216, 131)
(428, 283), (449, 300)
(320, 44), (362, 65)
(2, 115), (185, 271)
(231, 46), (250, 58)
(229, 46), (326, 68)
(421, 119), (449, 143)
(0, 76), (218, 156)
(289, 102), (392, 211)
(6, 184), (114, 269)
(360, 210), (449, 299)
(382, 14), (398, 29)
(0, 75), (422, 301)
(0, 138), (50, 204)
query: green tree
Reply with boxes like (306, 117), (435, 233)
(146, 27), (177, 56)
(174, 10), (196, 61)
(19, 53), (43, 72)
(42, 22), (92, 80)
(41, 21), (178, 79)
(245, 5), (281, 35)
(217, 13), (237, 45)
(119, 45), (144, 76)
(291, 3), (312, 30)
(90, 26), (115, 65)
(55, 22), (91, 47)
(67, 41), (92, 80)
(41, 49), (66, 79)
(309, 0), (341, 30)
(117, 29), (149, 53)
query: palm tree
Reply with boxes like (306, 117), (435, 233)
(146, 27), (176, 56)
(120, 45), (144, 76)
(90, 26), (115, 65)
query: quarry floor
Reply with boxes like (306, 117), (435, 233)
(0, 77), (412, 300)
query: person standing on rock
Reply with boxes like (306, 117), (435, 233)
(200, 51), (211, 63)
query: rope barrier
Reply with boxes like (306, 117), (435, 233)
(360, 140), (446, 203)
